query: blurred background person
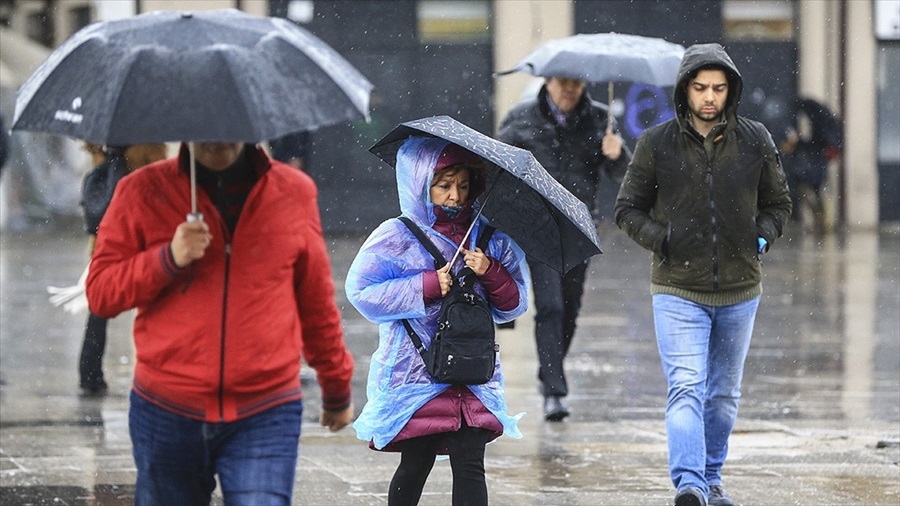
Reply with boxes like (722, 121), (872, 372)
(78, 142), (168, 395)
(268, 130), (310, 171)
(779, 97), (843, 236)
(497, 75), (631, 422)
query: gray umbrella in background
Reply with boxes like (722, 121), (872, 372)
(12, 9), (372, 217)
(497, 32), (685, 129)
(370, 115), (601, 274)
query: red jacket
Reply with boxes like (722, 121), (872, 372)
(86, 145), (353, 423)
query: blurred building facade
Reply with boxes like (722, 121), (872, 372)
(0, 0), (896, 233)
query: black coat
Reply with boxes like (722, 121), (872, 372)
(497, 86), (631, 221)
(81, 154), (127, 235)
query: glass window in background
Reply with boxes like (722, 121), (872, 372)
(722, 0), (794, 41)
(417, 0), (490, 43)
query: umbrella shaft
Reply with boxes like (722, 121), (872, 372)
(189, 142), (197, 215)
(448, 185), (492, 266)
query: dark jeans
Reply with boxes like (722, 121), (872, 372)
(79, 312), (107, 388)
(528, 258), (589, 398)
(129, 391), (302, 506)
(388, 423), (494, 506)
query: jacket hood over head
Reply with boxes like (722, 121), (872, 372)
(673, 43), (743, 129)
(395, 137), (485, 227)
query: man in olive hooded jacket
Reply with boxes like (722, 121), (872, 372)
(615, 44), (791, 506)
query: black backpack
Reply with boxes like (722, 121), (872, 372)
(398, 217), (497, 385)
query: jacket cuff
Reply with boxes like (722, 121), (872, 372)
(422, 271), (442, 303)
(321, 391), (352, 412)
(161, 244), (186, 277)
(479, 257), (501, 281)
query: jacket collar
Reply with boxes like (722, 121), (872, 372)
(537, 85), (593, 128)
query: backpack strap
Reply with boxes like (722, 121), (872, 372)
(401, 319), (429, 362)
(398, 216), (441, 359)
(475, 224), (495, 252)
(398, 216), (447, 269)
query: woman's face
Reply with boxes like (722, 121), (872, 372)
(430, 166), (471, 207)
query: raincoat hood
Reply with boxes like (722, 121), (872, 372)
(396, 137), (484, 228)
(673, 43), (743, 130)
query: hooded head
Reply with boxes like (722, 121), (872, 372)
(395, 137), (485, 226)
(673, 43), (743, 127)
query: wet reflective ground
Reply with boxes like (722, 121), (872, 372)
(1, 222), (898, 505)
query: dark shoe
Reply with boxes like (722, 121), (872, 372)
(543, 395), (569, 421)
(707, 485), (734, 506)
(79, 381), (108, 397)
(674, 486), (707, 506)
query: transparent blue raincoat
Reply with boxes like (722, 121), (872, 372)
(346, 137), (530, 450)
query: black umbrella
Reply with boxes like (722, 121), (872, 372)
(11, 9), (373, 216)
(370, 115), (601, 274)
(12, 9), (371, 144)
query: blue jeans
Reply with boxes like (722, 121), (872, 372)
(129, 391), (302, 506)
(652, 294), (760, 495)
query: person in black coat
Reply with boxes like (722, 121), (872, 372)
(497, 77), (631, 421)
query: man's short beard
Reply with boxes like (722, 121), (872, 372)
(692, 108), (723, 123)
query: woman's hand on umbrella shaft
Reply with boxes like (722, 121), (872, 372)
(172, 220), (212, 268)
(463, 247), (490, 276)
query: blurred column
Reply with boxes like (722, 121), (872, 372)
(841, 0), (879, 228)
(492, 0), (573, 129)
(841, 231), (877, 422)
(797, 0), (843, 230)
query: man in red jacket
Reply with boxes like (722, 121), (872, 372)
(86, 141), (354, 505)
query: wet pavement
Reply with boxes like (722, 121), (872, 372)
(1, 222), (898, 505)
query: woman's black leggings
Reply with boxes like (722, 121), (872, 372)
(387, 424), (494, 506)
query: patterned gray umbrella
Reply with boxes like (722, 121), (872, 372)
(370, 115), (601, 274)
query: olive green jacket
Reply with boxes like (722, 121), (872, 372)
(614, 43), (792, 305)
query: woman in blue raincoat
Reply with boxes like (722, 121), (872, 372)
(346, 137), (529, 505)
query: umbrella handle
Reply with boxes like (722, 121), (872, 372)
(187, 213), (204, 223)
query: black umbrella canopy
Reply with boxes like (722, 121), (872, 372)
(12, 9), (372, 145)
(370, 115), (601, 274)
